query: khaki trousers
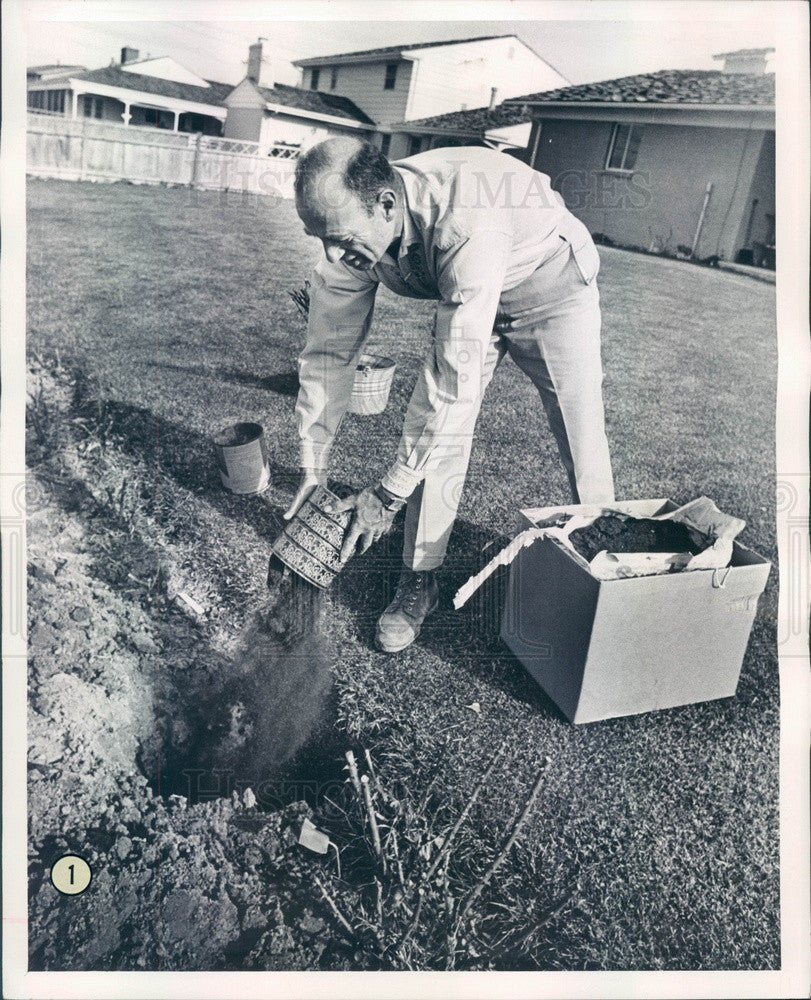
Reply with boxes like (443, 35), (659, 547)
(403, 224), (615, 571)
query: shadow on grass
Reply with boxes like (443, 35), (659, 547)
(152, 361), (300, 397)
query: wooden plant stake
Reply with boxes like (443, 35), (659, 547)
(361, 775), (384, 870)
(345, 750), (363, 800)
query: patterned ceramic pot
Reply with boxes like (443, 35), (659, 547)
(271, 485), (352, 588)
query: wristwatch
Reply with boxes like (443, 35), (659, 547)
(373, 483), (406, 513)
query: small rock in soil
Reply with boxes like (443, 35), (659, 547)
(29, 563), (57, 584)
(115, 837), (132, 859)
(132, 633), (158, 654)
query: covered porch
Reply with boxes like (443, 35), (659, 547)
(70, 85), (225, 136)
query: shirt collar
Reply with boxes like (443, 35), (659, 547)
(392, 165), (420, 261)
(375, 167), (420, 270)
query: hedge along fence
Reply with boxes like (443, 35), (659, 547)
(26, 112), (296, 198)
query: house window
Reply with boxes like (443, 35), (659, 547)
(605, 123), (642, 171)
(82, 95), (104, 119)
(380, 133), (391, 155)
(330, 66), (338, 90)
(310, 68), (320, 90)
(408, 135), (422, 156)
(384, 63), (398, 90)
(43, 89), (66, 112)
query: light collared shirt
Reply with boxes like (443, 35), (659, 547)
(296, 145), (575, 497)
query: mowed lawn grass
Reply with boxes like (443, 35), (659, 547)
(27, 178), (779, 970)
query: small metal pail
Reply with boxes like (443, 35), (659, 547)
(271, 485), (352, 589)
(347, 354), (396, 415)
(213, 422), (271, 495)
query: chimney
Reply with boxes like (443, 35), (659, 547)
(489, 86), (499, 110)
(712, 47), (774, 75)
(247, 38), (273, 89)
(120, 46), (139, 65)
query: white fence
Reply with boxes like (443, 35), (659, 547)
(27, 112), (296, 198)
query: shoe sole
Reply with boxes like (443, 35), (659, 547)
(375, 594), (439, 653)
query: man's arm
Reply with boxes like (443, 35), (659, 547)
(296, 253), (379, 472)
(379, 228), (512, 499)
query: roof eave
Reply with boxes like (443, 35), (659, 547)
(293, 51), (418, 68)
(394, 119), (528, 137)
(502, 98), (775, 112)
(64, 76), (227, 116)
(395, 124), (483, 138)
(262, 100), (375, 129)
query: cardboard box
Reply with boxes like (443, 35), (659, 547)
(500, 499), (771, 724)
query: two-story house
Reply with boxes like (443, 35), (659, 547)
(292, 34), (568, 157)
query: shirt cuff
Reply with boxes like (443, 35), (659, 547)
(299, 441), (331, 472)
(381, 462), (423, 499)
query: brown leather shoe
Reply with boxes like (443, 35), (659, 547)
(375, 569), (440, 653)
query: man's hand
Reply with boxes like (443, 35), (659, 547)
(283, 468), (327, 521)
(326, 487), (397, 562)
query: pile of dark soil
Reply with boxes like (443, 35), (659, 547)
(568, 514), (708, 563)
(26, 462), (354, 970)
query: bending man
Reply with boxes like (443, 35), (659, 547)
(286, 138), (614, 652)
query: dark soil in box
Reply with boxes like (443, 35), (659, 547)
(568, 514), (708, 563)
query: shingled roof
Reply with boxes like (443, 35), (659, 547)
(504, 69), (775, 107)
(294, 34), (514, 65)
(28, 63), (87, 74)
(391, 102), (532, 136)
(39, 64), (374, 124)
(70, 65), (234, 106)
(255, 83), (375, 124)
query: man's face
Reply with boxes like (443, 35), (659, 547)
(297, 184), (400, 271)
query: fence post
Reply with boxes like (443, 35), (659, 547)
(190, 132), (202, 189)
(78, 116), (88, 181)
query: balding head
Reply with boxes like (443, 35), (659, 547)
(294, 138), (404, 271)
(295, 138), (399, 217)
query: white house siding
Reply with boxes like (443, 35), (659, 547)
(223, 78), (265, 141)
(224, 107), (265, 142)
(306, 61), (413, 127)
(258, 113), (360, 151)
(405, 38), (568, 122)
(532, 116), (771, 261)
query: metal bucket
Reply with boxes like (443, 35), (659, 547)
(213, 422), (271, 495)
(271, 485), (352, 589)
(348, 354), (396, 415)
